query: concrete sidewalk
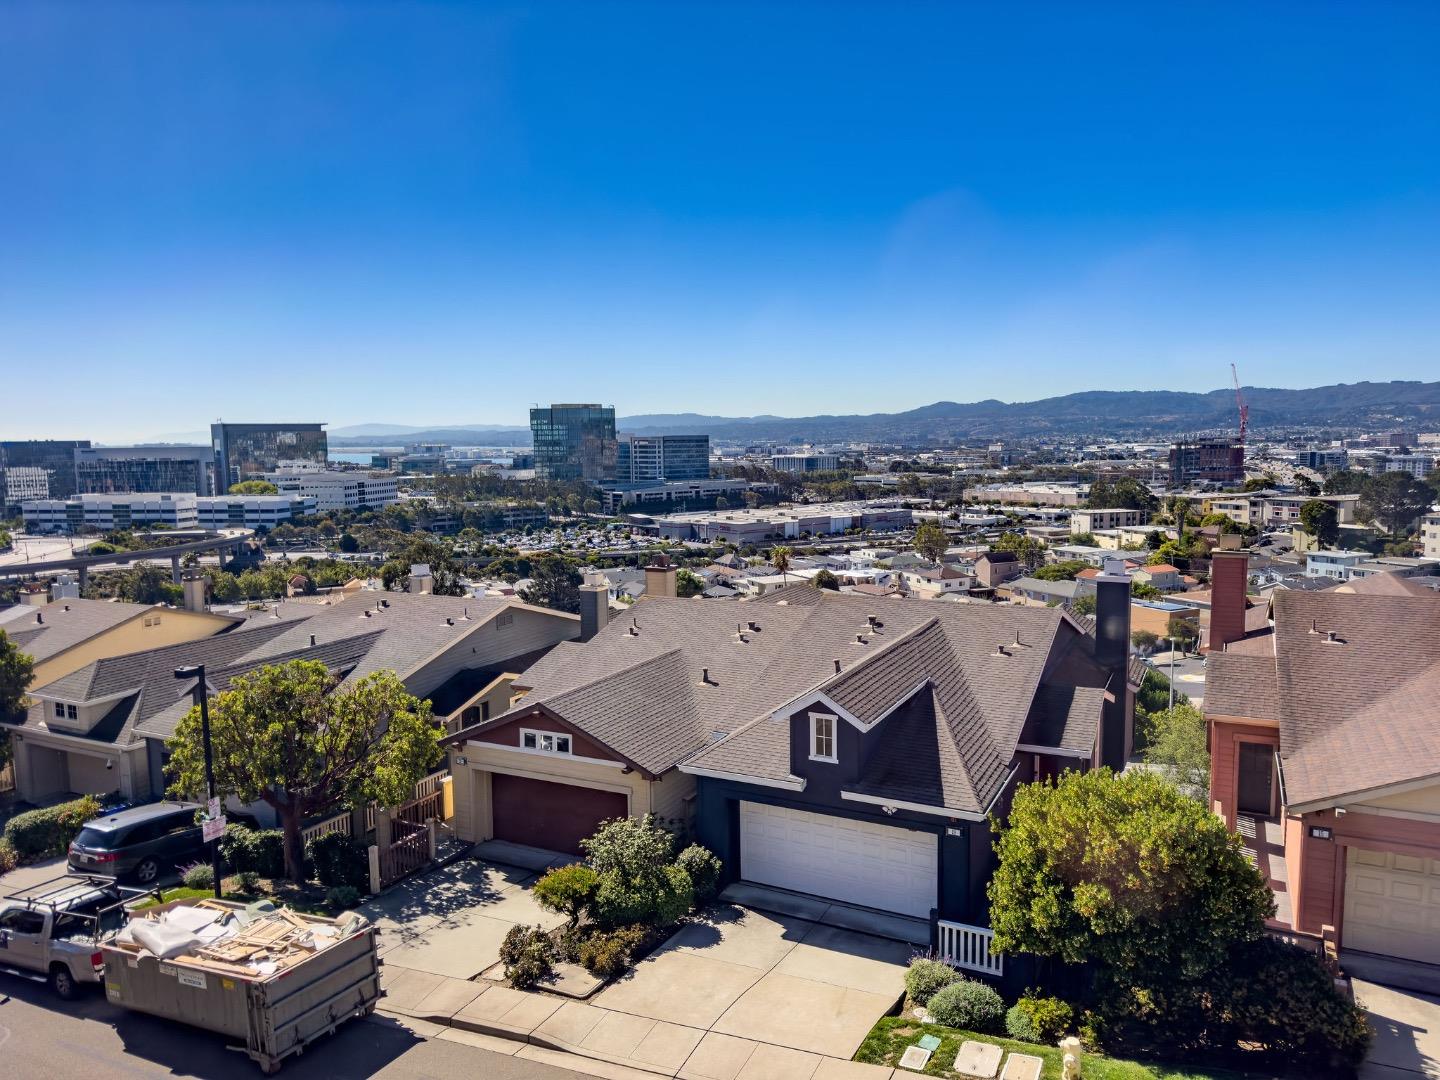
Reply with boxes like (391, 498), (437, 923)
(378, 966), (897, 1080)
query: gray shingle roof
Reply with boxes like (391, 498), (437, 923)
(470, 588), (1109, 813)
(1024, 684), (1106, 754)
(0, 598), (234, 673)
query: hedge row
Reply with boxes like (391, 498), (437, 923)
(3, 794), (103, 859)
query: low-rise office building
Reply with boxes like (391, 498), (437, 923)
(22, 493), (199, 532)
(1072, 508), (1148, 533)
(74, 445), (216, 496)
(648, 501), (911, 544)
(597, 478), (756, 514)
(266, 470), (398, 512)
(770, 453), (839, 473)
(195, 494), (318, 529)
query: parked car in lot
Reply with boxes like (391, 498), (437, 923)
(0, 876), (149, 998)
(67, 801), (207, 885)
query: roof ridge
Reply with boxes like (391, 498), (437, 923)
(815, 614), (942, 697)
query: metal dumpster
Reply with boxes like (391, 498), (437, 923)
(100, 899), (380, 1074)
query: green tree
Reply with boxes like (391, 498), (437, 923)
(166, 661), (442, 881)
(381, 536), (467, 596)
(989, 768), (1272, 980)
(992, 532), (1046, 571)
(1298, 499), (1339, 547)
(1140, 702), (1210, 800)
(519, 553), (583, 614)
(0, 630), (36, 768)
(1068, 594), (1096, 618)
(1294, 474), (1320, 496)
(1359, 471), (1434, 534)
(714, 496), (730, 511)
(1033, 559), (1088, 581)
(811, 568), (841, 591)
(771, 545), (793, 585)
(119, 562), (183, 605)
(913, 520), (949, 564)
(338, 532), (360, 553)
(1085, 477), (1158, 513)
(675, 568), (705, 598)
(1131, 629), (1159, 652)
(229, 480), (280, 495)
(1323, 469), (1369, 496)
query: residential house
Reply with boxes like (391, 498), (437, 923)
(1132, 563), (1183, 593)
(973, 551), (1021, 589)
(0, 596), (242, 693)
(7, 593), (579, 807)
(442, 572), (1140, 947)
(898, 564), (972, 599)
(1206, 585), (1440, 978)
(1005, 577), (1092, 607)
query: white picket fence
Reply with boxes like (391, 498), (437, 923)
(937, 919), (1004, 977)
(300, 810), (352, 845)
(302, 769), (451, 844)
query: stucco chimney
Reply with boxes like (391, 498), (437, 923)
(1207, 549), (1250, 654)
(579, 572), (610, 642)
(408, 563), (433, 595)
(182, 569), (208, 613)
(644, 553), (677, 599)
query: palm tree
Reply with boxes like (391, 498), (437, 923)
(772, 545), (793, 587)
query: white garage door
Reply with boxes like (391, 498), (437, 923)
(739, 801), (938, 918)
(1344, 848), (1440, 964)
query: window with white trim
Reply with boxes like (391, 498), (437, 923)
(521, 729), (572, 755)
(809, 712), (837, 763)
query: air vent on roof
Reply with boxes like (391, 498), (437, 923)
(700, 668), (716, 686)
(834, 659), (842, 674)
(710, 730), (726, 743)
(1322, 630), (1346, 645)
(747, 621), (760, 632)
(855, 633), (867, 644)
(35, 612), (43, 624)
(363, 609), (373, 618)
(867, 614), (880, 628)
(993, 642), (1010, 657)
(445, 617), (454, 626)
(310, 634), (317, 647)
(461, 607), (471, 620)
(64, 604), (71, 612)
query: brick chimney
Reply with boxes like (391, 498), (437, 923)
(1207, 549), (1250, 654)
(1094, 558), (1133, 770)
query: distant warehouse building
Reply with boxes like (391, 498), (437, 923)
(648, 501), (911, 544)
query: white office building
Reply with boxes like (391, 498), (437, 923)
(22, 493), (199, 532)
(266, 470), (398, 512)
(195, 495), (318, 529)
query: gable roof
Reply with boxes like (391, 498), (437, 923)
(1, 598), (236, 673)
(1205, 589), (1440, 809)
(452, 588), (1107, 813)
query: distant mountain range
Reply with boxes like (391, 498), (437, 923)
(323, 380), (1440, 447)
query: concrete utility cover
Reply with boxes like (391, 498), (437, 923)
(1001, 1053), (1045, 1080)
(899, 1045), (933, 1071)
(917, 1034), (942, 1051)
(953, 1039), (1004, 1078)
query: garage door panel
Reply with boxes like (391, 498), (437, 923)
(1344, 849), (1440, 965)
(738, 801), (938, 919)
(491, 773), (628, 856)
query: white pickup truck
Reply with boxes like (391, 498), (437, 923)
(0, 876), (151, 998)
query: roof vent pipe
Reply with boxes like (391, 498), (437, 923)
(309, 634), (317, 647)
(994, 642), (1009, 657)
(868, 614), (878, 628)
(1309, 619), (1321, 634)
(834, 659), (842, 674)
(36, 611), (43, 624)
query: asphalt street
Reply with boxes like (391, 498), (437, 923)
(0, 976), (588, 1080)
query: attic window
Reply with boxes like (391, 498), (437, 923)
(521, 729), (571, 755)
(809, 712), (838, 763)
(496, 612), (514, 629)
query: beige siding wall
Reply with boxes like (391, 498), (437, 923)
(406, 607), (579, 700)
(451, 738), (652, 844)
(1360, 785), (1440, 815)
(649, 769), (697, 830)
(30, 609), (236, 690)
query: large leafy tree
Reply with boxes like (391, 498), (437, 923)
(167, 661), (442, 881)
(992, 532), (1046, 571)
(1359, 471), (1434, 535)
(519, 553), (583, 613)
(1323, 469), (1369, 496)
(0, 630), (36, 768)
(380, 536), (467, 596)
(989, 769), (1272, 983)
(1140, 703), (1210, 800)
(913, 520), (949, 564)
(229, 480), (280, 495)
(1298, 499), (1339, 547)
(1085, 477), (1158, 513)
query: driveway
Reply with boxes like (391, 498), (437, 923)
(592, 897), (912, 1065)
(1357, 980), (1440, 1080)
(362, 854), (568, 980)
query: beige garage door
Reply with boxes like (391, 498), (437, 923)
(1344, 847), (1440, 964)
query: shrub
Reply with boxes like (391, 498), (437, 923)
(675, 844), (723, 903)
(500, 924), (555, 989)
(1006, 993), (1074, 1044)
(905, 957), (964, 1007)
(3, 794), (102, 858)
(593, 863), (693, 928)
(306, 830), (368, 890)
(219, 824), (286, 878)
(928, 980), (1006, 1033)
(1210, 936), (1372, 1071)
(181, 862), (215, 889)
(577, 924), (651, 979)
(326, 885), (361, 910)
(235, 870), (260, 893)
(0, 838), (17, 874)
(533, 864), (600, 928)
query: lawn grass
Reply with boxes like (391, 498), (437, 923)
(856, 1017), (1268, 1080)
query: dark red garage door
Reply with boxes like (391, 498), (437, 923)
(491, 774), (628, 855)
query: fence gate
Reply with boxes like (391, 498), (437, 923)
(373, 788), (444, 889)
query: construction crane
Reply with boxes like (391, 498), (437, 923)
(1230, 363), (1249, 447)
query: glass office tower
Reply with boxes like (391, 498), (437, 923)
(529, 405), (617, 482)
(212, 423), (328, 489)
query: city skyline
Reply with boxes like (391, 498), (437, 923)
(3, 3), (1439, 441)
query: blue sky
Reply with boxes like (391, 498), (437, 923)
(3, 2), (1438, 441)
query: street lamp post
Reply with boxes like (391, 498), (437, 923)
(174, 663), (223, 899)
(1166, 637), (1176, 710)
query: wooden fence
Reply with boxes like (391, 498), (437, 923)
(378, 822), (430, 887)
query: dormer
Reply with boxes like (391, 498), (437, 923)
(36, 689), (133, 736)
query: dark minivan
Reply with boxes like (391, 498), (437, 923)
(67, 802), (205, 884)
